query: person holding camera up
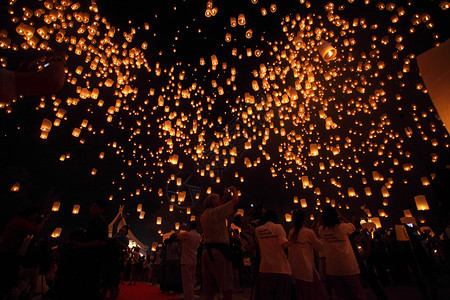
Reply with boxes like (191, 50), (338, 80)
(200, 186), (239, 300)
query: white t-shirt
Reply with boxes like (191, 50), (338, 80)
(288, 227), (323, 282)
(201, 200), (234, 244)
(178, 229), (202, 265)
(256, 222), (291, 275)
(318, 223), (360, 276)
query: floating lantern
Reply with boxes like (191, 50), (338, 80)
(156, 217), (162, 225)
(310, 144), (319, 156)
(52, 201), (61, 212)
(72, 128), (81, 137)
(72, 205), (80, 214)
(421, 177), (430, 186)
(11, 182), (20, 192)
(400, 216), (417, 227)
(300, 198), (307, 208)
(237, 14), (246, 25)
(285, 213), (292, 222)
(414, 195), (429, 211)
(139, 211), (145, 219)
(41, 119), (52, 132)
(151, 242), (158, 251)
(51, 228), (62, 238)
(137, 204), (142, 212)
(317, 41), (337, 62)
(348, 187), (356, 197)
(371, 217), (382, 228)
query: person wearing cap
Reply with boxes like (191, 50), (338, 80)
(200, 186), (239, 300)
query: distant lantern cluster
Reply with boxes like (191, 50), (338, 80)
(1, 0), (449, 235)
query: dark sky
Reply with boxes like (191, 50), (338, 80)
(0, 0), (449, 247)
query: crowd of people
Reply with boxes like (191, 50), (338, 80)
(1, 187), (450, 300)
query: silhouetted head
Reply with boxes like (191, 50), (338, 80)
(323, 206), (340, 227)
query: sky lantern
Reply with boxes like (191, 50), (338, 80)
(139, 211), (145, 219)
(414, 195), (430, 211)
(300, 198), (307, 208)
(371, 217), (382, 228)
(40, 118), (52, 132)
(51, 228), (62, 238)
(403, 210), (413, 217)
(72, 205), (80, 214)
(317, 41), (337, 62)
(285, 213), (292, 222)
(156, 217), (162, 225)
(52, 201), (61, 212)
(237, 14), (246, 25)
(151, 242), (158, 251)
(10, 182), (20, 192)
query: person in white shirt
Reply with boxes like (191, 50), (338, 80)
(318, 206), (367, 300)
(288, 209), (328, 300)
(255, 209), (292, 300)
(177, 221), (202, 300)
(200, 186), (239, 300)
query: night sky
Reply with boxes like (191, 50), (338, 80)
(0, 0), (449, 247)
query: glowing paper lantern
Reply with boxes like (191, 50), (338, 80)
(414, 195), (429, 211)
(52, 201), (61, 212)
(156, 217), (162, 225)
(72, 128), (81, 137)
(348, 187), (356, 197)
(40, 119), (52, 132)
(309, 144), (319, 156)
(300, 198), (307, 208)
(151, 242), (158, 251)
(51, 228), (62, 238)
(285, 213), (292, 222)
(400, 216), (417, 227)
(237, 14), (246, 25)
(137, 204), (142, 212)
(421, 177), (430, 186)
(371, 217), (382, 228)
(139, 211), (145, 219)
(317, 41), (337, 62)
(72, 205), (80, 214)
(11, 182), (20, 192)
(301, 176), (309, 188)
